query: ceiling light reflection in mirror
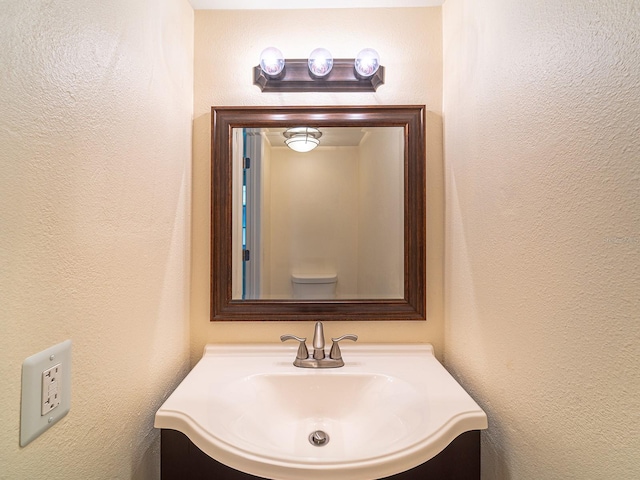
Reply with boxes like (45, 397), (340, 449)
(283, 127), (322, 153)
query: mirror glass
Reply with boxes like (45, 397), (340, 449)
(211, 106), (425, 322)
(231, 126), (404, 301)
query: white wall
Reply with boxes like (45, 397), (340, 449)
(192, 7), (444, 362)
(443, 0), (640, 478)
(0, 1), (194, 478)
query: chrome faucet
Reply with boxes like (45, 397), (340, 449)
(281, 322), (357, 368)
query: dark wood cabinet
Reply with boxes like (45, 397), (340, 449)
(161, 429), (480, 480)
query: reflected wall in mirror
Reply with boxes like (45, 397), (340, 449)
(232, 126), (404, 301)
(212, 106), (425, 321)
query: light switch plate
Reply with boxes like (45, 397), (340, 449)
(20, 340), (72, 447)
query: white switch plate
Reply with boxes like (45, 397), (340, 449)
(20, 340), (72, 447)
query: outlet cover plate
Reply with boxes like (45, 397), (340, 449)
(20, 340), (72, 447)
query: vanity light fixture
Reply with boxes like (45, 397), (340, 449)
(253, 47), (385, 92)
(283, 127), (322, 153)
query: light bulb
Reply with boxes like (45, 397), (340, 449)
(308, 48), (333, 78)
(259, 47), (285, 77)
(355, 48), (380, 78)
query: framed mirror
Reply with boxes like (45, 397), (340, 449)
(211, 105), (425, 321)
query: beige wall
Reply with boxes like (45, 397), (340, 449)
(269, 146), (360, 298)
(443, 0), (640, 478)
(266, 132), (403, 299)
(192, 8), (444, 363)
(0, 1), (193, 479)
(358, 127), (404, 298)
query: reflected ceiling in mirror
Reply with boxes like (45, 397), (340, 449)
(232, 126), (405, 301)
(211, 106), (426, 321)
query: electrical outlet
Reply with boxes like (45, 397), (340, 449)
(41, 363), (62, 415)
(21, 340), (72, 447)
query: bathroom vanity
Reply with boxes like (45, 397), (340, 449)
(160, 428), (480, 479)
(155, 344), (487, 480)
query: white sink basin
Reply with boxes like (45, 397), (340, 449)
(215, 372), (426, 460)
(155, 344), (487, 480)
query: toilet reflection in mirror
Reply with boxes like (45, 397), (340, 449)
(291, 273), (337, 299)
(231, 126), (405, 300)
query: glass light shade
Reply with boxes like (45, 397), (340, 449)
(259, 47), (285, 77)
(308, 48), (333, 77)
(283, 127), (322, 153)
(355, 48), (380, 78)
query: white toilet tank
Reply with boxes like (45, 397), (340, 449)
(291, 273), (338, 299)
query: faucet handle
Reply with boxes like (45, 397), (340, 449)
(280, 335), (309, 360)
(329, 334), (358, 361)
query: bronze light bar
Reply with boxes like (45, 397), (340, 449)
(253, 59), (385, 93)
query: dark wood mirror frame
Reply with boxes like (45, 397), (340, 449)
(211, 105), (426, 322)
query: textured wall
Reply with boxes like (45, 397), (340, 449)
(442, 0), (640, 478)
(192, 8), (444, 363)
(0, 1), (193, 478)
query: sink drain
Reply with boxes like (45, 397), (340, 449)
(309, 430), (330, 446)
